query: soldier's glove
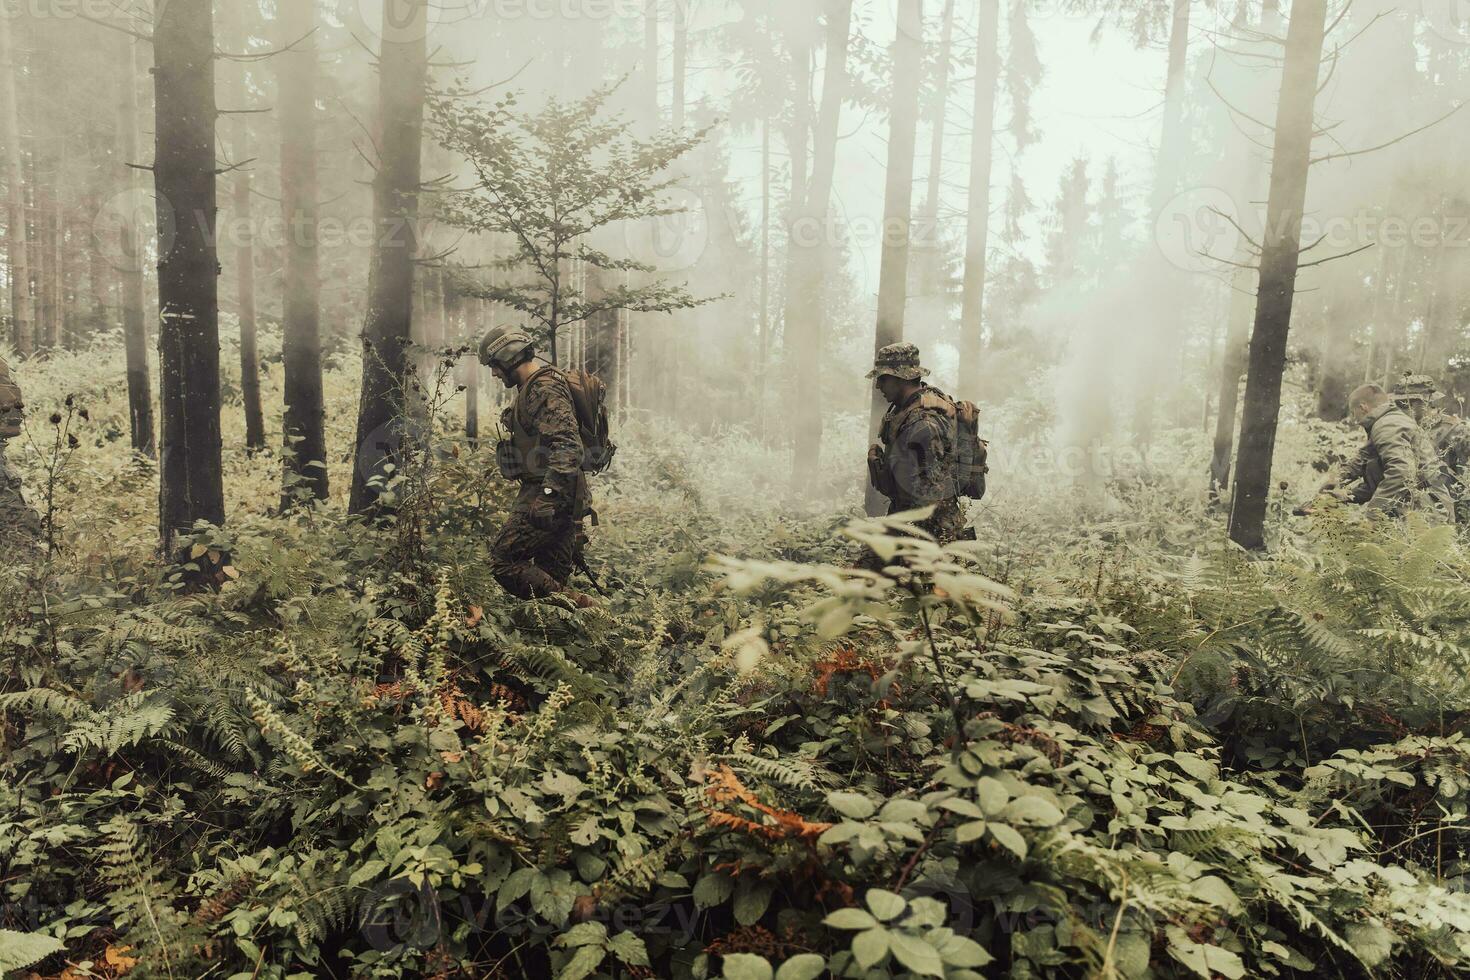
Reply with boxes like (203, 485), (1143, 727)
(528, 493), (564, 532)
(867, 444), (890, 493)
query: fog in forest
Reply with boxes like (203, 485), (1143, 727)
(3, 0), (1470, 533)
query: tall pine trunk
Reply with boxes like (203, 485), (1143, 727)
(116, 32), (154, 456)
(154, 0), (226, 548)
(1227, 0), (1328, 551)
(1, 10), (31, 357)
(788, 0), (853, 488)
(226, 11), (264, 454)
(279, 0), (328, 504)
(348, 0), (427, 515)
(916, 0), (955, 300)
(957, 0), (998, 397)
(864, 0), (924, 516)
(1208, 264), (1252, 493)
(1133, 0), (1192, 448)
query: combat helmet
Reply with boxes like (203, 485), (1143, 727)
(1391, 374), (1444, 404)
(866, 342), (931, 381)
(478, 326), (536, 372)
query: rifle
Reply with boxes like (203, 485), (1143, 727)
(574, 553), (610, 598)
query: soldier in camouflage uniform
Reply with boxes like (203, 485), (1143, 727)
(865, 343), (970, 552)
(479, 327), (598, 607)
(0, 359), (41, 562)
(1320, 384), (1450, 519)
(1392, 374), (1470, 524)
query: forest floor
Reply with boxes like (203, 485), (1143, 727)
(6, 339), (1470, 979)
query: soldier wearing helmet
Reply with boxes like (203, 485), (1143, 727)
(1393, 374), (1470, 524)
(478, 327), (597, 607)
(0, 359), (41, 562)
(865, 343), (969, 552)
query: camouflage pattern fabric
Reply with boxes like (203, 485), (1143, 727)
(871, 384), (961, 510)
(1424, 409), (1470, 524)
(490, 483), (584, 599)
(1338, 404), (1450, 518)
(492, 366), (592, 599)
(0, 448), (41, 562)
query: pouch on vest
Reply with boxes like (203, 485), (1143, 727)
(954, 400), (989, 500)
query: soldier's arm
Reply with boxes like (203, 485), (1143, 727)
(899, 411), (955, 503)
(1334, 443), (1371, 487)
(525, 377), (584, 504)
(1366, 417), (1418, 510)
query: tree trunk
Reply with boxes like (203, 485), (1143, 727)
(758, 115), (770, 439)
(35, 179), (56, 350)
(788, 0), (853, 489)
(116, 32), (154, 456)
(348, 0), (427, 516)
(1227, 0), (1328, 551)
(226, 14), (265, 454)
(957, 0), (999, 397)
(154, 0), (226, 548)
(278, 0), (327, 504)
(864, 0), (924, 516)
(1208, 264), (1253, 494)
(916, 0), (955, 300)
(1315, 294), (1350, 421)
(1133, 0), (1192, 449)
(1, 10), (32, 357)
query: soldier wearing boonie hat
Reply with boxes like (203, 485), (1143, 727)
(1393, 374), (1470, 524)
(864, 343), (969, 563)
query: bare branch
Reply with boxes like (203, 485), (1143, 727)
(215, 29), (318, 62)
(1311, 102), (1466, 165)
(1297, 242), (1375, 270)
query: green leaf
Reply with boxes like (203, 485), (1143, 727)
(975, 777), (1010, 816)
(989, 823), (1028, 860)
(734, 882), (773, 926)
(608, 931), (650, 967)
(1345, 920), (1395, 968)
(774, 953), (827, 980)
(955, 819), (988, 844)
(823, 907), (880, 930)
(694, 872), (735, 909)
(1189, 875), (1243, 915)
(1003, 795), (1064, 827)
(1165, 926), (1246, 979)
(557, 944), (606, 980)
(722, 952), (774, 980)
(888, 931), (945, 977)
(865, 888), (907, 922)
(851, 928), (890, 969)
(498, 867), (537, 912)
(937, 933), (994, 968)
(880, 799), (928, 823)
(827, 791), (875, 820)
(558, 921), (607, 948)
(0, 930), (65, 973)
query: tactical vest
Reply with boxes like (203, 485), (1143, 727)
(497, 368), (563, 482)
(880, 387), (956, 450)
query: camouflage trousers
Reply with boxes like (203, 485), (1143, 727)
(0, 459), (41, 564)
(490, 492), (588, 600)
(858, 497), (971, 571)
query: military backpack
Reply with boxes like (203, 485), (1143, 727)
(953, 399), (989, 500)
(561, 368), (618, 473)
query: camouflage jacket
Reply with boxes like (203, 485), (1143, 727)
(0, 447), (41, 560)
(501, 366), (589, 514)
(1424, 410), (1470, 490)
(1340, 404), (1446, 513)
(871, 385), (959, 509)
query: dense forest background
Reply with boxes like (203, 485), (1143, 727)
(6, 0), (1470, 978)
